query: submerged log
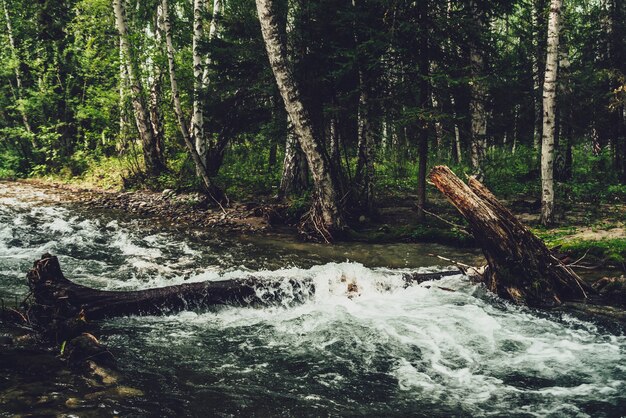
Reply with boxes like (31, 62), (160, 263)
(428, 165), (594, 307)
(26, 254), (459, 328)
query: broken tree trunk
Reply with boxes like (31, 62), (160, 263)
(26, 254), (459, 328)
(428, 165), (593, 307)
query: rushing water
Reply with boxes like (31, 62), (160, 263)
(0, 182), (625, 417)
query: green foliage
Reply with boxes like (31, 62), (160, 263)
(0, 149), (21, 179)
(219, 135), (283, 200)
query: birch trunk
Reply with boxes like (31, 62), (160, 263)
(148, 6), (165, 161)
(192, 0), (206, 165)
(202, 0), (222, 89)
(355, 82), (375, 214)
(279, 121), (308, 196)
(256, 0), (345, 236)
(2, 0), (31, 135)
(113, 0), (164, 175)
(540, 0), (562, 225)
(160, 0), (222, 200)
(532, 0), (546, 151)
(118, 37), (130, 149)
(416, 0), (430, 220)
(278, 0), (308, 197)
(352, 0), (375, 214)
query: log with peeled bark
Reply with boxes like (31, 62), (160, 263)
(25, 254), (461, 328)
(428, 165), (594, 307)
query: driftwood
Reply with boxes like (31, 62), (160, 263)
(25, 254), (460, 332)
(428, 165), (594, 307)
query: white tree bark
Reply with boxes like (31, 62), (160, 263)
(532, 0), (545, 151)
(2, 0), (31, 135)
(540, 0), (562, 225)
(113, 0), (163, 174)
(202, 0), (222, 89)
(256, 0), (344, 234)
(160, 0), (189, 148)
(280, 119), (308, 196)
(148, 5), (165, 159)
(118, 37), (130, 146)
(192, 0), (206, 164)
(160, 0), (219, 197)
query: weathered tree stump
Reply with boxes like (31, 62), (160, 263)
(428, 165), (594, 307)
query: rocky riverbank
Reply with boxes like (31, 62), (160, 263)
(11, 179), (291, 235)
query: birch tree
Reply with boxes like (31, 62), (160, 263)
(540, 0), (562, 225)
(416, 0), (430, 220)
(256, 0), (345, 238)
(352, 0), (376, 214)
(192, 0), (206, 165)
(278, 0), (308, 198)
(160, 0), (223, 202)
(112, 0), (165, 175)
(532, 0), (547, 151)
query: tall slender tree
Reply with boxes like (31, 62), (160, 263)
(468, 1), (488, 175)
(160, 0), (221, 200)
(540, 0), (563, 225)
(112, 0), (165, 175)
(256, 0), (345, 239)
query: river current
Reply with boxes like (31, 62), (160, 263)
(0, 182), (624, 417)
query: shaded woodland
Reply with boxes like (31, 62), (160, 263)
(0, 0), (625, 239)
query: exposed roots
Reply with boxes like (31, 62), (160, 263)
(298, 200), (333, 243)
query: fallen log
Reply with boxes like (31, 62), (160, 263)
(428, 165), (594, 307)
(25, 254), (460, 330)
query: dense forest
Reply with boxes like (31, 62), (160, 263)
(0, 0), (625, 238)
(2, 1), (626, 415)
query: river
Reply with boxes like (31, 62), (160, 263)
(0, 182), (624, 417)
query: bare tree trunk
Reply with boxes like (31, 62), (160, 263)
(118, 37), (130, 150)
(202, 0), (222, 89)
(148, 6), (165, 164)
(355, 81), (376, 214)
(416, 0), (430, 221)
(469, 51), (487, 173)
(468, 2), (487, 174)
(532, 0), (546, 151)
(540, 0), (562, 225)
(113, 0), (164, 175)
(160, 0), (223, 201)
(2, 0), (31, 136)
(450, 93), (463, 163)
(352, 0), (375, 214)
(192, 0), (207, 166)
(256, 0), (345, 239)
(280, 120), (308, 196)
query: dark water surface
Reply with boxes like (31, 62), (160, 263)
(0, 182), (625, 417)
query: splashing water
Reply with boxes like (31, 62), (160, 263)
(0, 182), (624, 416)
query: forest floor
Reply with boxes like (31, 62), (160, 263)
(11, 177), (626, 271)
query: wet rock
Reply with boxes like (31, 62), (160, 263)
(63, 333), (116, 369)
(84, 386), (144, 401)
(65, 397), (83, 409)
(86, 360), (120, 386)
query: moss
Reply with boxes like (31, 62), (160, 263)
(558, 239), (626, 264)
